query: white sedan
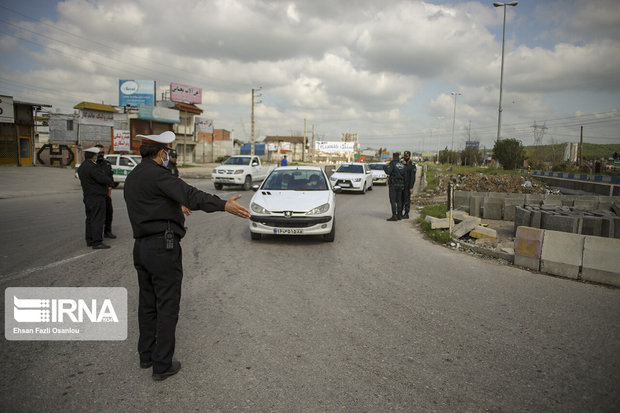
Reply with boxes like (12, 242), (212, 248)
(369, 163), (388, 185)
(329, 162), (373, 193)
(249, 166), (340, 242)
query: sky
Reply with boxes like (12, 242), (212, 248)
(1, 0), (619, 153)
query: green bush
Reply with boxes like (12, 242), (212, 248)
(493, 138), (525, 170)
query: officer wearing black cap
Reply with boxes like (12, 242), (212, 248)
(94, 144), (116, 239)
(400, 151), (416, 219)
(78, 147), (114, 249)
(167, 149), (179, 177)
(384, 152), (406, 221)
(124, 131), (251, 381)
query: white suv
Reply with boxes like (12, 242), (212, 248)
(329, 162), (373, 193)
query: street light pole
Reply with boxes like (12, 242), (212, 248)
(450, 92), (461, 164)
(494, 1), (518, 142)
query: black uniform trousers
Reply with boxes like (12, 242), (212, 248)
(104, 194), (113, 233)
(133, 236), (183, 374)
(83, 195), (106, 244)
(389, 184), (404, 216)
(401, 188), (412, 214)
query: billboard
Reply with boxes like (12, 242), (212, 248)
(119, 80), (155, 107)
(138, 104), (179, 123)
(315, 141), (355, 153)
(0, 95), (15, 123)
(195, 117), (213, 142)
(79, 109), (114, 127)
(113, 130), (130, 152)
(465, 141), (480, 149)
(170, 82), (202, 104)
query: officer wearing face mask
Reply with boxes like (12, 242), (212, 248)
(124, 131), (251, 381)
(400, 151), (416, 219)
(94, 144), (116, 239)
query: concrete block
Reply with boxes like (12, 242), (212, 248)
(469, 196), (483, 217)
(597, 196), (614, 210)
(530, 210), (542, 229)
(582, 236), (620, 287)
(540, 230), (585, 279)
(489, 192), (509, 198)
(525, 194), (544, 207)
(581, 216), (603, 236)
(454, 191), (471, 212)
(470, 226), (497, 239)
(425, 216), (452, 229)
(514, 206), (531, 235)
(446, 210), (470, 223)
(452, 217), (481, 238)
(612, 202), (620, 216)
(503, 198), (524, 222)
(601, 217), (615, 238)
(514, 226), (544, 271)
(541, 212), (579, 233)
(483, 197), (504, 220)
(561, 196), (576, 207)
(475, 237), (498, 248)
(543, 194), (562, 206)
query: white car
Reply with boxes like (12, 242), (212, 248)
(249, 166), (340, 242)
(329, 162), (373, 193)
(369, 163), (388, 185)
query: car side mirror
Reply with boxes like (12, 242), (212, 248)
(252, 185), (260, 191)
(333, 185), (342, 193)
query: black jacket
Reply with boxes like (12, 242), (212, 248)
(78, 160), (113, 197)
(97, 156), (114, 186)
(384, 160), (405, 186)
(402, 160), (416, 189)
(124, 158), (227, 239)
(167, 162), (179, 177)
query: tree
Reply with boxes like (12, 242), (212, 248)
(461, 146), (482, 166)
(493, 138), (525, 170)
(438, 146), (459, 164)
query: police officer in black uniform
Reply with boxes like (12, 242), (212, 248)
(95, 144), (116, 239)
(400, 151), (416, 219)
(124, 131), (250, 381)
(167, 149), (179, 177)
(384, 152), (406, 221)
(78, 147), (114, 249)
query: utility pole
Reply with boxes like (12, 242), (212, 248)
(303, 118), (306, 162)
(450, 92), (461, 164)
(579, 125), (584, 167)
(251, 87), (262, 155)
(311, 124), (315, 162)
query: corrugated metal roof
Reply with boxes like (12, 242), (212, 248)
(175, 102), (203, 114)
(73, 101), (118, 112)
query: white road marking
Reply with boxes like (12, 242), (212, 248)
(1, 251), (98, 283)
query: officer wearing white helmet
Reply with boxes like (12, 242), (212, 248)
(124, 131), (250, 381)
(78, 146), (114, 249)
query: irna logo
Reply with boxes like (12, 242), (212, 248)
(14, 296), (119, 323)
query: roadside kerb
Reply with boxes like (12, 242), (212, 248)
(582, 236), (620, 287)
(540, 230), (585, 279)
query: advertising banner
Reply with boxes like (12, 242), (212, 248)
(113, 129), (131, 152)
(465, 141), (480, 149)
(195, 117), (214, 142)
(0, 95), (15, 123)
(315, 141), (355, 153)
(79, 109), (114, 127)
(171, 82), (202, 104)
(138, 104), (179, 123)
(119, 79), (155, 107)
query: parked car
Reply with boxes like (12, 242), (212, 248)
(368, 163), (388, 185)
(328, 162), (373, 193)
(75, 154), (141, 187)
(212, 155), (275, 190)
(249, 166), (340, 242)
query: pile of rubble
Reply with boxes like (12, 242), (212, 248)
(435, 173), (547, 194)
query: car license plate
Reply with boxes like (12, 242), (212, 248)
(274, 228), (303, 235)
(340, 183), (351, 187)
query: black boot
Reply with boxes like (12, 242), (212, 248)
(386, 215), (398, 221)
(402, 212), (409, 219)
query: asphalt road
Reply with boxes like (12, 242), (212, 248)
(0, 175), (619, 412)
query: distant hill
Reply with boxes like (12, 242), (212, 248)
(524, 143), (620, 161)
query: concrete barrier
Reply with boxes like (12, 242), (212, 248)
(503, 198), (524, 221)
(540, 230), (585, 279)
(514, 226), (544, 271)
(454, 190), (470, 212)
(469, 196), (483, 217)
(452, 217), (481, 238)
(582, 236), (620, 287)
(483, 197), (503, 220)
(541, 212), (580, 233)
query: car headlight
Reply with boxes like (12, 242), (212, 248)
(250, 202), (270, 214)
(306, 203), (330, 215)
(353, 178), (362, 182)
(234, 169), (244, 174)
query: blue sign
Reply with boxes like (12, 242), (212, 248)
(119, 79), (155, 107)
(465, 141), (480, 149)
(240, 144), (265, 155)
(138, 105), (179, 123)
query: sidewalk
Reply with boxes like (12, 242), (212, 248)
(0, 166), (82, 199)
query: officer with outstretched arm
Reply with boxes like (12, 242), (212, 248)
(124, 131), (250, 381)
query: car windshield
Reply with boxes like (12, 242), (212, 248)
(223, 156), (251, 165)
(262, 170), (327, 191)
(369, 164), (385, 170)
(337, 164), (363, 174)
